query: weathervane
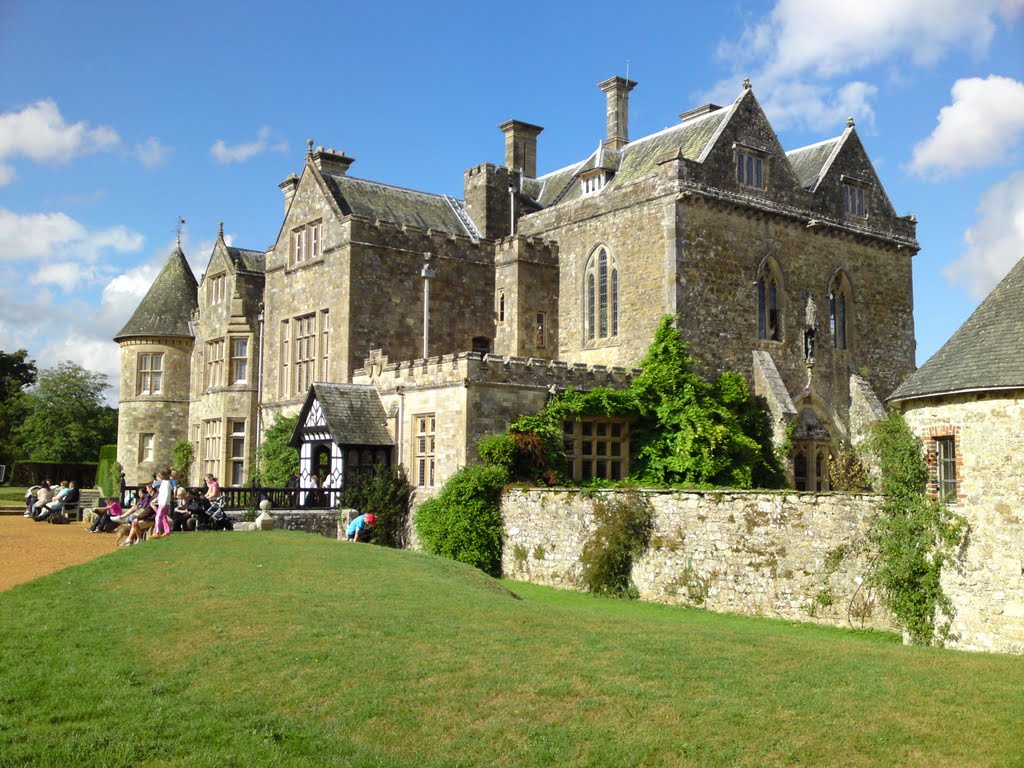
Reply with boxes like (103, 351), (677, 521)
(176, 217), (186, 246)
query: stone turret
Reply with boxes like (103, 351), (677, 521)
(114, 243), (198, 484)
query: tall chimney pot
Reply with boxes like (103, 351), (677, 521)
(498, 120), (544, 179)
(597, 76), (637, 150)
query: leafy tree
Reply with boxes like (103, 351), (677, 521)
(0, 349), (38, 467)
(252, 414), (299, 486)
(172, 440), (195, 486)
(14, 361), (117, 463)
(503, 316), (784, 489)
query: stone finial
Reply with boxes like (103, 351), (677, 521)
(218, 221), (224, 241)
(742, 78), (752, 90)
(847, 116), (855, 128)
(307, 138), (314, 156)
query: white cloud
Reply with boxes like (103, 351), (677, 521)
(0, 164), (15, 187)
(130, 137), (172, 169)
(210, 126), (288, 164)
(0, 208), (144, 265)
(0, 99), (120, 181)
(943, 171), (1024, 298)
(910, 76), (1024, 178)
(712, 0), (1023, 131)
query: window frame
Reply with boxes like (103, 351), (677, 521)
(756, 259), (783, 342)
(584, 246), (619, 345)
(230, 337), (248, 384)
(139, 433), (155, 463)
(563, 418), (630, 482)
(414, 414), (436, 488)
(136, 352), (163, 395)
(735, 146), (766, 190)
(935, 436), (957, 503)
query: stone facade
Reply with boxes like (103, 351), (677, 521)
(354, 352), (638, 495)
(116, 336), (193, 484)
(502, 488), (896, 632)
(119, 77), (916, 493)
(899, 393), (1024, 654)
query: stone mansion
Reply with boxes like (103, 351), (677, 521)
(115, 77), (918, 493)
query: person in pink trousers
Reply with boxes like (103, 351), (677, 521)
(152, 469), (173, 538)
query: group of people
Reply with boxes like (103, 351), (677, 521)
(102, 470), (225, 546)
(23, 480), (81, 522)
(24, 470), (225, 547)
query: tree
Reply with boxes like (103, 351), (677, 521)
(14, 361), (117, 463)
(172, 440), (195, 486)
(252, 414), (299, 486)
(0, 349), (38, 466)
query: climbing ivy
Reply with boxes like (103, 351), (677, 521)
(504, 316), (785, 489)
(865, 412), (965, 645)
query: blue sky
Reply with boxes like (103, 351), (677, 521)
(1, 0), (1022, 402)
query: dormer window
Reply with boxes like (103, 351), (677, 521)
(581, 171), (607, 195)
(842, 180), (868, 217)
(737, 150), (764, 189)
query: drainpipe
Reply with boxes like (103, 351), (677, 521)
(421, 253), (437, 358)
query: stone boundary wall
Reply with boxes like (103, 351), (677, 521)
(227, 510), (347, 539)
(502, 488), (897, 632)
(356, 351), (640, 393)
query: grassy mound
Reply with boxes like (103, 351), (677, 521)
(0, 532), (1021, 767)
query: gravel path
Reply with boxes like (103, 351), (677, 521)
(0, 514), (117, 591)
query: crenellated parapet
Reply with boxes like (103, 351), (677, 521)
(494, 234), (559, 266)
(354, 350), (638, 394)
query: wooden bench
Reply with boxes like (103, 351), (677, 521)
(65, 489), (102, 523)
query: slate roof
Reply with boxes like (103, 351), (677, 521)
(292, 383), (394, 447)
(114, 245), (198, 341)
(227, 246), (265, 274)
(889, 255), (1024, 402)
(787, 136), (842, 190)
(320, 173), (469, 236)
(527, 104), (731, 208)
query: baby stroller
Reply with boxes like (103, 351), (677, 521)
(192, 497), (234, 531)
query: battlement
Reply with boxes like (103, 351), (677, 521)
(465, 162), (502, 179)
(494, 234), (559, 265)
(354, 350), (638, 394)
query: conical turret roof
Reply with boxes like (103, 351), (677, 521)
(114, 244), (198, 341)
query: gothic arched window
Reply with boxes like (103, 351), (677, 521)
(585, 247), (619, 342)
(757, 258), (783, 341)
(829, 271), (853, 351)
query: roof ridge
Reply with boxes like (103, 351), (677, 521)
(328, 173), (457, 202)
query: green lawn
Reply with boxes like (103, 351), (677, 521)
(0, 532), (1020, 767)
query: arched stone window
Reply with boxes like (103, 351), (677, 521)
(756, 258), (784, 341)
(829, 271), (853, 351)
(498, 290), (505, 323)
(585, 246), (619, 342)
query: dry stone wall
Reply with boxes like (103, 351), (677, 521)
(502, 488), (896, 632)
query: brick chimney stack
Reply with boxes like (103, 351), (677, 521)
(598, 76), (637, 151)
(498, 120), (544, 179)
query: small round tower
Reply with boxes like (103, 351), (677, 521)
(113, 243), (198, 485)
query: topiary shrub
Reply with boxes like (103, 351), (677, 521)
(172, 440), (194, 487)
(339, 467), (413, 548)
(579, 491), (654, 597)
(414, 464), (509, 576)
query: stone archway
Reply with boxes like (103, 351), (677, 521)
(791, 406), (835, 492)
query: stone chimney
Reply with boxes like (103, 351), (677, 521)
(278, 173), (299, 213)
(598, 76), (637, 150)
(498, 120), (544, 179)
(312, 146), (356, 176)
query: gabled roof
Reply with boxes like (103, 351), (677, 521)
(320, 172), (470, 236)
(890, 256), (1024, 402)
(526, 96), (735, 208)
(290, 383), (393, 448)
(787, 136), (843, 190)
(226, 246), (265, 274)
(114, 244), (198, 341)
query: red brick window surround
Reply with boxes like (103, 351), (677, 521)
(923, 426), (962, 504)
